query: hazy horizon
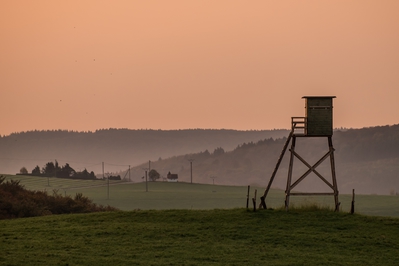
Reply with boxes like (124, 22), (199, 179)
(1, 125), (398, 195)
(3, 123), (394, 137)
(2, 1), (398, 136)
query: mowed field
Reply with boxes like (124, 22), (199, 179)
(1, 208), (399, 265)
(3, 175), (399, 217)
(2, 175), (399, 265)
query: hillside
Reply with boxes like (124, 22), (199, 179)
(0, 128), (288, 175)
(129, 124), (399, 195)
(1, 125), (399, 195)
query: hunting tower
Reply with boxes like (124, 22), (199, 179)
(304, 96), (334, 136)
(261, 96), (339, 211)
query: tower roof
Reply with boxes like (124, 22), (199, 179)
(302, 96), (336, 99)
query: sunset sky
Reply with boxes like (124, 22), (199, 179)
(1, 1), (398, 136)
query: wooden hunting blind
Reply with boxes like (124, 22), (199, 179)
(304, 96), (335, 136)
(261, 96), (339, 211)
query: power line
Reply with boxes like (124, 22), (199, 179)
(103, 162), (131, 167)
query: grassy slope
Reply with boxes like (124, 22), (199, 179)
(3, 175), (399, 217)
(1, 209), (399, 265)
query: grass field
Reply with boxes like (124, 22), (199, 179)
(1, 208), (399, 265)
(3, 175), (399, 217)
(2, 175), (399, 265)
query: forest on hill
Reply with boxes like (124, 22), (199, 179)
(128, 124), (399, 195)
(1, 125), (398, 195)
(0, 128), (287, 176)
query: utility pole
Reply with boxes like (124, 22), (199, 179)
(210, 176), (217, 185)
(142, 167), (149, 192)
(102, 162), (104, 180)
(103, 162), (109, 199)
(188, 159), (194, 184)
(149, 160), (151, 173)
(128, 165), (131, 182)
(145, 170), (148, 192)
(54, 159), (57, 178)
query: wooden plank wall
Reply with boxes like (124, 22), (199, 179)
(305, 98), (333, 136)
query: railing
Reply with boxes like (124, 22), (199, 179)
(291, 117), (307, 135)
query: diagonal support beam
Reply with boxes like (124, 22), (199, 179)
(262, 130), (294, 201)
(289, 149), (334, 191)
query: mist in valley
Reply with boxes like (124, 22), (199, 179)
(2, 125), (398, 196)
(0, 128), (287, 178)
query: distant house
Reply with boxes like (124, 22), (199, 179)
(167, 171), (178, 182)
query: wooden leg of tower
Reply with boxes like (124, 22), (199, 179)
(261, 130), (293, 209)
(328, 136), (339, 211)
(285, 136), (296, 211)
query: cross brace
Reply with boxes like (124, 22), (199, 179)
(285, 136), (339, 211)
(261, 134), (339, 211)
(288, 148), (335, 191)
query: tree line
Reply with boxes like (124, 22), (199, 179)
(20, 161), (96, 180)
(0, 128), (287, 176)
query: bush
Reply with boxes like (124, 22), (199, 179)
(0, 175), (118, 219)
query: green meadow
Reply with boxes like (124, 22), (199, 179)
(2, 175), (399, 265)
(1, 209), (399, 265)
(3, 175), (399, 217)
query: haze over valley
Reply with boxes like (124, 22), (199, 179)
(1, 125), (398, 195)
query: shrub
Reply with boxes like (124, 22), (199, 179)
(0, 175), (118, 220)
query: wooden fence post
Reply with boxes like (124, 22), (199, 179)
(246, 185), (250, 210)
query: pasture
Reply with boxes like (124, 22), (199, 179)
(3, 175), (399, 217)
(2, 175), (399, 265)
(1, 208), (399, 265)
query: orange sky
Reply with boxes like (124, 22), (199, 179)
(1, 1), (398, 136)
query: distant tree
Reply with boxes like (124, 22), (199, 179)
(202, 149), (210, 156)
(80, 169), (89, 179)
(42, 162), (56, 177)
(149, 169), (160, 182)
(213, 147), (225, 156)
(55, 160), (61, 175)
(58, 163), (76, 178)
(19, 167), (28, 175)
(32, 165), (41, 176)
(73, 168), (96, 180)
(90, 171), (96, 179)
